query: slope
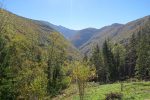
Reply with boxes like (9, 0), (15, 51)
(35, 20), (78, 39)
(1, 10), (80, 59)
(71, 28), (98, 48)
(79, 16), (150, 54)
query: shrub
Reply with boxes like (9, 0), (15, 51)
(105, 92), (123, 100)
(61, 76), (71, 89)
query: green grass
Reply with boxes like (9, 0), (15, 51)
(53, 81), (150, 100)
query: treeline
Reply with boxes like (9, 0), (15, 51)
(89, 23), (150, 83)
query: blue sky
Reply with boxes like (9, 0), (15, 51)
(1, 0), (150, 30)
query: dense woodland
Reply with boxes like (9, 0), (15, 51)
(0, 5), (150, 100)
(90, 23), (150, 83)
(0, 8), (73, 99)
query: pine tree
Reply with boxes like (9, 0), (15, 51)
(102, 40), (116, 82)
(126, 34), (137, 78)
(90, 44), (104, 82)
(136, 24), (150, 80)
(112, 43), (126, 80)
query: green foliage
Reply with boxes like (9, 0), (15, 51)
(15, 61), (48, 99)
(0, 9), (80, 99)
(126, 33), (137, 78)
(72, 61), (91, 82)
(136, 24), (150, 79)
(46, 34), (67, 96)
(90, 25), (150, 82)
(72, 61), (95, 100)
(90, 44), (104, 82)
(98, 40), (126, 82)
(61, 76), (72, 89)
(0, 8), (16, 99)
(102, 40), (116, 82)
(112, 43), (126, 80)
(0, 34), (48, 99)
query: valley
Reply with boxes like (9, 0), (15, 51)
(0, 1), (150, 100)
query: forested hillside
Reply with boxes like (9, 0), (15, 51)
(89, 22), (150, 82)
(0, 9), (80, 99)
(73, 16), (150, 55)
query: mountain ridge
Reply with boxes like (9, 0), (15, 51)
(6, 9), (150, 56)
(79, 15), (150, 55)
(1, 10), (81, 59)
(34, 20), (78, 39)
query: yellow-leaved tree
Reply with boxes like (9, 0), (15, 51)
(72, 61), (95, 100)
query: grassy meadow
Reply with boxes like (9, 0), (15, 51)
(53, 81), (150, 100)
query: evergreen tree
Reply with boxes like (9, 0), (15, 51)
(112, 43), (126, 80)
(102, 40), (115, 82)
(136, 25), (150, 80)
(90, 44), (104, 82)
(125, 34), (137, 78)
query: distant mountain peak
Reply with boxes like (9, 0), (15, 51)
(111, 23), (123, 26)
(34, 21), (78, 39)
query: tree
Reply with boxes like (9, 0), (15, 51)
(15, 60), (48, 99)
(136, 24), (150, 80)
(90, 44), (104, 82)
(102, 40), (116, 82)
(72, 61), (94, 100)
(0, 31), (49, 99)
(47, 32), (67, 96)
(125, 34), (137, 78)
(112, 43), (126, 80)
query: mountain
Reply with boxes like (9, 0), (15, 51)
(6, 9), (149, 58)
(71, 28), (98, 48)
(35, 20), (78, 39)
(35, 15), (150, 56)
(1, 10), (80, 59)
(76, 16), (150, 55)
(79, 23), (123, 54)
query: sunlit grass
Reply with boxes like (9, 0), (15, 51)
(53, 81), (150, 100)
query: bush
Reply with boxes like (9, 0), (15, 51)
(105, 92), (123, 100)
(126, 78), (139, 82)
(61, 76), (71, 89)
